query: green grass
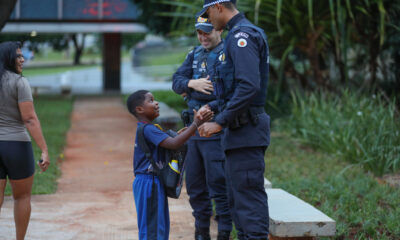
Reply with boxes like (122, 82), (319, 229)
(152, 90), (187, 114)
(287, 90), (400, 176)
(33, 50), (101, 63)
(22, 64), (100, 77)
(137, 47), (189, 66)
(32, 51), (69, 62)
(154, 91), (400, 239)
(267, 133), (400, 239)
(5, 96), (74, 195)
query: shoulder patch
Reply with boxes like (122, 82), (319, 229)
(237, 38), (247, 48)
(234, 32), (249, 39)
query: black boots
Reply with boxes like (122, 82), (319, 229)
(195, 227), (211, 240)
(195, 228), (231, 240)
(217, 231), (231, 240)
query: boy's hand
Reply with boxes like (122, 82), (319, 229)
(193, 107), (213, 126)
(197, 105), (211, 120)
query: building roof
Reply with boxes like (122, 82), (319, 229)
(2, 22), (147, 33)
(3, 0), (147, 33)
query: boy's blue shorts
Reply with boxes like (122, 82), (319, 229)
(133, 174), (170, 240)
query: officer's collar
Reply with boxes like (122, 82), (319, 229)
(226, 13), (245, 31)
(211, 41), (224, 53)
(200, 40), (223, 53)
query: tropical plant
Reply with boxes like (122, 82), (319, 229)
(130, 0), (178, 35)
(133, 0), (400, 99)
(288, 90), (400, 176)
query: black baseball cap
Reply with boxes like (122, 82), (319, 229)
(195, 16), (213, 33)
(196, 0), (236, 18)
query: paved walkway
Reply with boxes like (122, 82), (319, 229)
(0, 97), (218, 240)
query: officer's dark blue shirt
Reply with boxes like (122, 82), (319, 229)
(133, 122), (169, 175)
(212, 13), (269, 129)
(207, 13), (270, 150)
(172, 42), (225, 140)
(172, 41), (224, 101)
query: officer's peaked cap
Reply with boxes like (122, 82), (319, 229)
(196, 0), (236, 18)
(195, 16), (213, 33)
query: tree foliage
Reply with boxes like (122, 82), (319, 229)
(135, 0), (400, 100)
(130, 0), (176, 35)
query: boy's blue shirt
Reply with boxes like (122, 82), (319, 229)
(133, 122), (169, 175)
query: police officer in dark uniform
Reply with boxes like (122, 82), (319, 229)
(197, 1), (270, 239)
(172, 16), (232, 240)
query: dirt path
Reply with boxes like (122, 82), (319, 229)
(0, 97), (218, 240)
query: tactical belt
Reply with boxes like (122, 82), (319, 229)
(229, 106), (265, 129)
(249, 106), (265, 115)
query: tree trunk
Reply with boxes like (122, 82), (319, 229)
(0, 0), (17, 31)
(367, 39), (380, 90)
(71, 34), (86, 65)
(74, 48), (83, 65)
(301, 27), (327, 89)
(287, 61), (309, 89)
(308, 43), (325, 88)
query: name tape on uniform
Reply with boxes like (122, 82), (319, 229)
(235, 32), (249, 39)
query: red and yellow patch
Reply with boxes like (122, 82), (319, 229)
(237, 38), (247, 48)
(197, 17), (208, 23)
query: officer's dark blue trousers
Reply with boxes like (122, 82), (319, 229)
(185, 138), (232, 232)
(225, 147), (269, 240)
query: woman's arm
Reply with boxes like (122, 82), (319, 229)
(19, 101), (50, 172)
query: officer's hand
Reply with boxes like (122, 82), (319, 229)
(198, 122), (222, 137)
(180, 93), (187, 98)
(188, 76), (214, 95)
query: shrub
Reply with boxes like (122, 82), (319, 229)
(287, 90), (400, 176)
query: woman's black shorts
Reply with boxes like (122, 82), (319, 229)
(0, 141), (35, 180)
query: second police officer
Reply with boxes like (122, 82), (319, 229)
(197, 0), (271, 239)
(172, 16), (232, 240)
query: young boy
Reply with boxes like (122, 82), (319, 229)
(127, 90), (212, 240)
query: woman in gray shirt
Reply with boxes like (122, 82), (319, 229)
(0, 41), (50, 240)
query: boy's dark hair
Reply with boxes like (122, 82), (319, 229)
(126, 90), (149, 117)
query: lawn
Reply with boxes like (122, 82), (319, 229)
(22, 64), (100, 77)
(154, 90), (400, 239)
(267, 132), (400, 239)
(136, 46), (189, 67)
(4, 96), (74, 195)
(32, 50), (101, 63)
